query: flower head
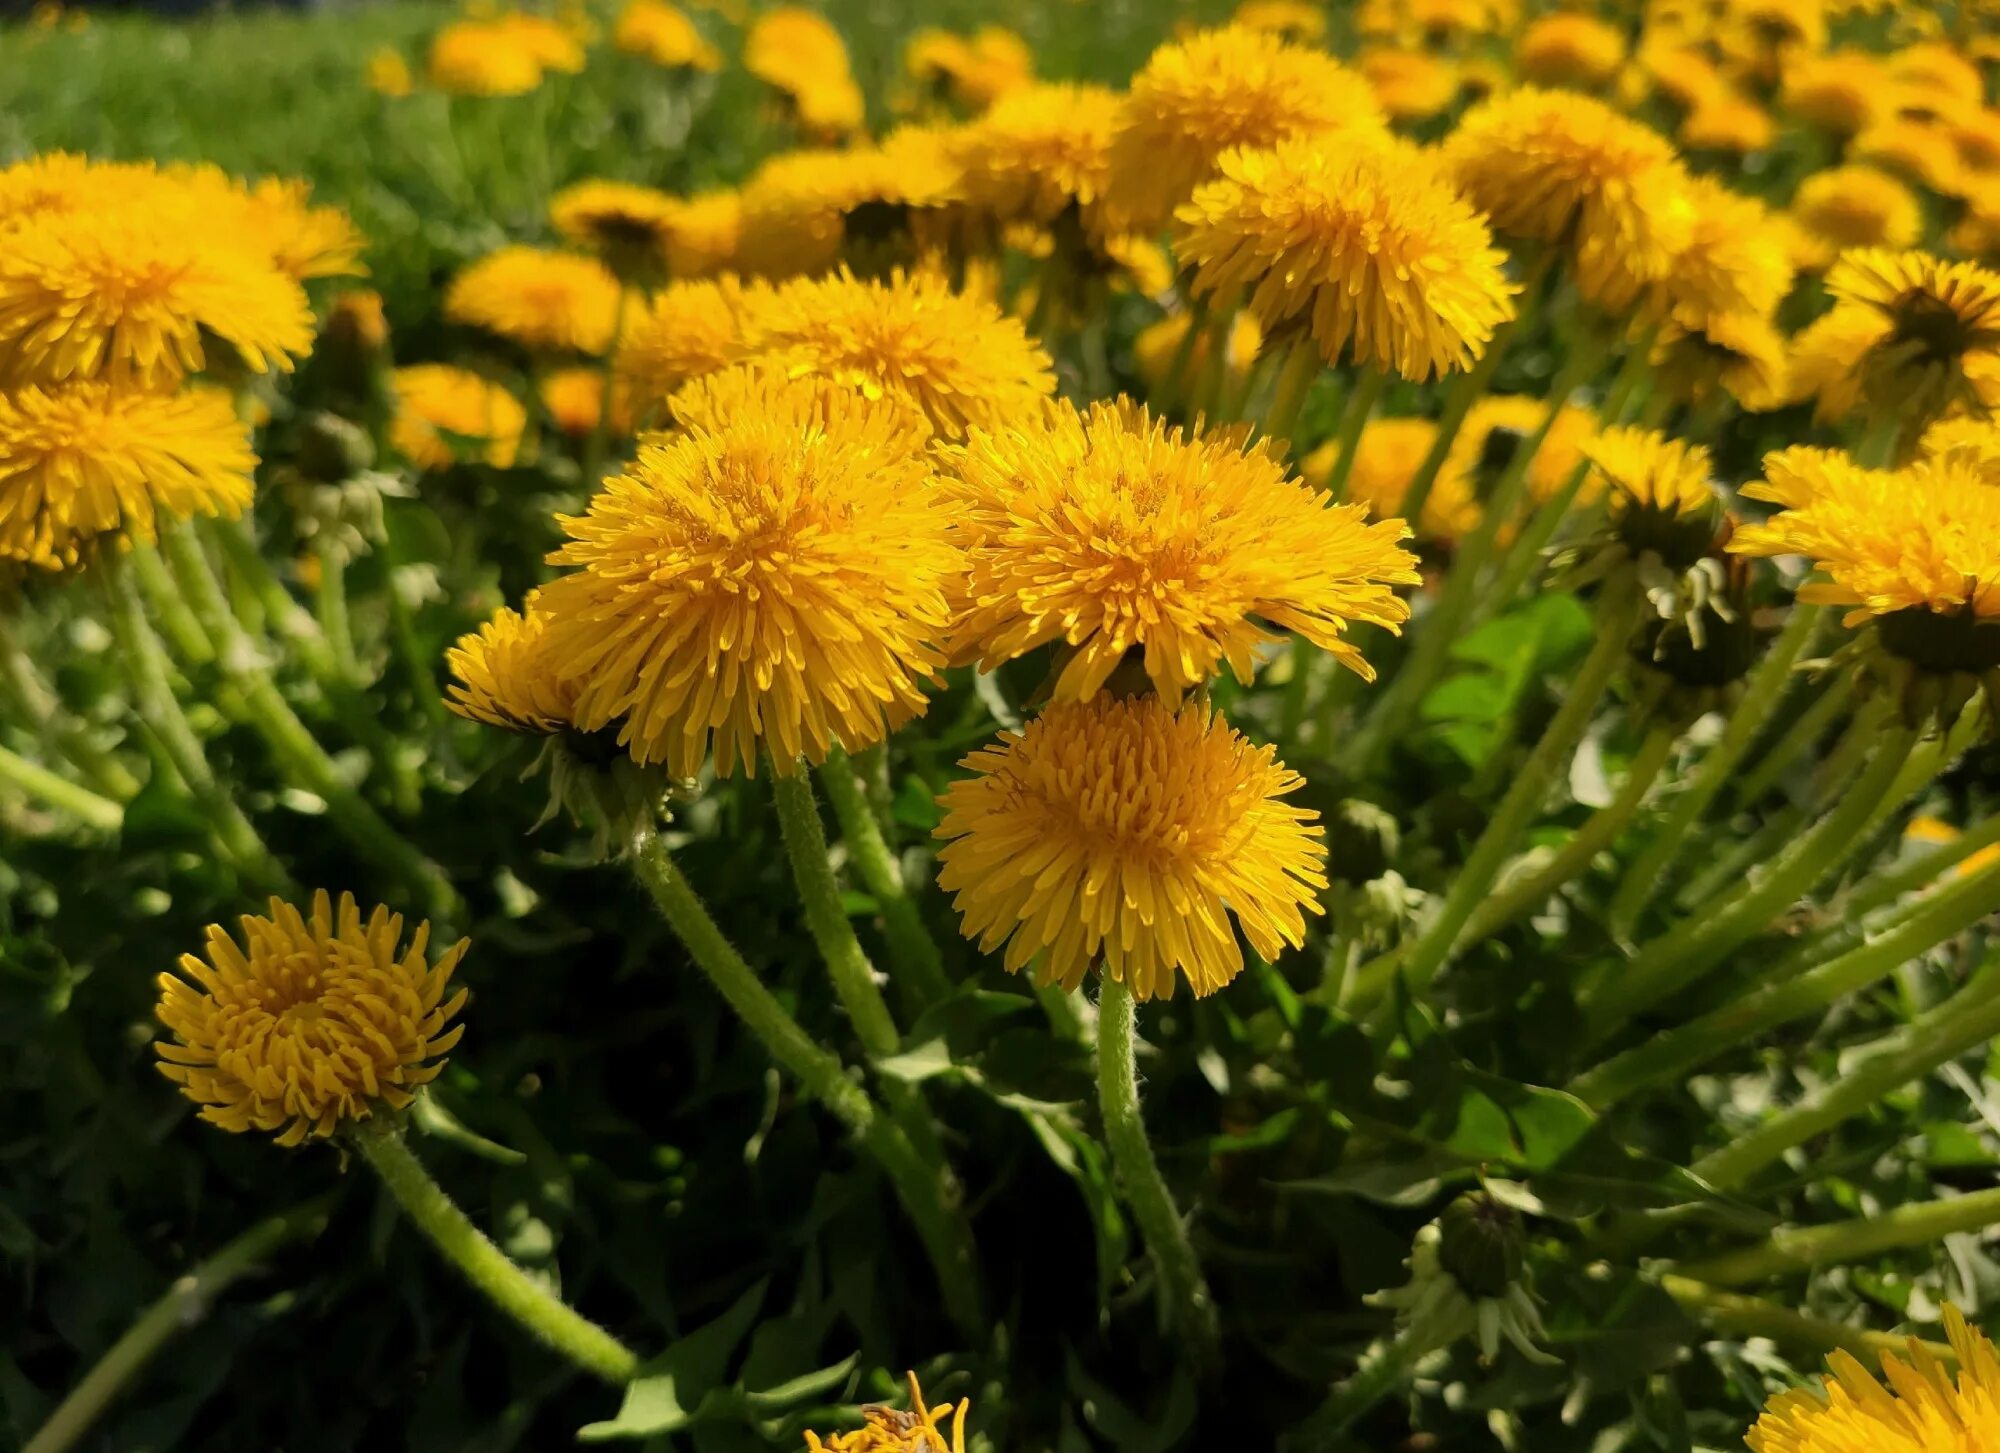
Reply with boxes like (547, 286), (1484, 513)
(427, 19), (549, 97)
(1780, 50), (1892, 133)
(1789, 166), (1923, 271)
(389, 364), (527, 472)
(551, 179), (684, 265)
(954, 82), (1123, 226)
(805, 1373), (969, 1453)
(445, 246), (624, 356)
(170, 169), (368, 283)
(1680, 93), (1775, 154)
(940, 398), (1420, 698)
(612, 276), (753, 416)
(904, 26), (1034, 113)
(1514, 12), (1627, 89)
(745, 7), (864, 139)
(541, 366), (632, 439)
(538, 368), (956, 778)
(1652, 308), (1790, 411)
(1659, 175), (1794, 324)
(366, 47), (414, 96)
(1584, 425), (1719, 565)
(1105, 26), (1385, 231)
(0, 383), (255, 570)
(735, 131), (966, 278)
(1177, 133), (1516, 379)
(612, 0), (721, 71)
(657, 190), (743, 278)
(1853, 119), (1968, 198)
(1304, 417), (1481, 544)
(1452, 394), (1601, 505)
(1357, 47), (1460, 121)
(1796, 249), (2000, 428)
(155, 891), (470, 1147)
(446, 592), (580, 734)
(934, 696), (1327, 1000)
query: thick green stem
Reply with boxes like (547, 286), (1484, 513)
(1097, 975), (1219, 1361)
(1260, 337), (1321, 447)
(127, 544), (215, 665)
(1317, 367), (1386, 499)
(22, 1195), (336, 1453)
(1349, 583), (1640, 1013)
(1571, 856), (2000, 1109)
(626, 828), (984, 1335)
(0, 743), (124, 833)
(208, 520), (339, 686)
(353, 1121), (639, 1383)
(314, 538), (363, 686)
(1659, 1274), (1951, 1366)
(818, 746), (953, 1010)
(1730, 670), (1857, 811)
(0, 618), (138, 800)
(1606, 604), (1825, 938)
(1675, 1185), (2000, 1287)
(1288, 1315), (1453, 1450)
(1154, 295), (1211, 416)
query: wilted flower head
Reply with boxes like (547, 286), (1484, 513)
(446, 591), (580, 735)
(1514, 12), (1627, 89)
(612, 0), (721, 71)
(954, 82), (1123, 226)
(445, 246), (624, 356)
(935, 695), (1327, 1000)
(155, 891), (469, 1146)
(1177, 133), (1516, 379)
(389, 364), (527, 472)
(941, 398), (1420, 698)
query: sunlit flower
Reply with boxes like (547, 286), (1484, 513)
(1452, 394), (1601, 505)
(0, 383), (255, 570)
(1585, 426), (1719, 565)
(1780, 50), (1892, 133)
(446, 592), (580, 734)
(445, 246), (624, 355)
(389, 364), (528, 472)
(1652, 309), (1791, 411)
(1853, 118), (1969, 197)
(659, 189), (742, 278)
(934, 695), (1327, 1000)
(1788, 166), (1923, 271)
(1515, 12), (1627, 89)
(745, 7), (865, 139)
(155, 891), (469, 1147)
(1920, 414), (2000, 475)
(1233, 0), (1327, 41)
(612, 276), (753, 415)
(1680, 92), (1775, 153)
(805, 1374), (969, 1453)
(1660, 176), (1794, 323)
(551, 179), (684, 268)
(904, 26), (1034, 112)
(613, 0), (722, 71)
(739, 268), (1054, 438)
(940, 398), (1420, 697)
(366, 46), (415, 97)
(496, 11), (587, 73)
(1640, 43), (1726, 112)
(1304, 416), (1482, 544)
(426, 19), (548, 97)
(1889, 41), (1986, 107)
(1357, 46), (1460, 121)
(1359, 0), (1517, 45)
(735, 130), (966, 278)
(1177, 132), (1516, 379)
(1105, 26), (1385, 231)
(171, 169), (368, 283)
(540, 366), (631, 439)
(955, 82), (1123, 225)
(539, 368), (956, 778)
(1443, 88), (1695, 314)
(0, 152), (144, 228)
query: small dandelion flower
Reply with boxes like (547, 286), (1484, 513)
(551, 179), (684, 264)
(1452, 394), (1602, 506)
(1779, 50), (1892, 133)
(446, 592), (580, 734)
(426, 19), (548, 97)
(1796, 248), (2000, 427)
(805, 1373), (969, 1453)
(954, 82), (1123, 226)
(1789, 165), (1924, 271)
(1232, 0), (1328, 43)
(1515, 12), (1627, 89)
(169, 169), (368, 283)
(940, 398), (1420, 698)
(1585, 425), (1720, 566)
(934, 695), (1328, 1000)
(390, 364), (528, 472)
(0, 383), (255, 570)
(154, 891), (470, 1147)
(1920, 414), (2000, 475)
(1890, 41), (1986, 107)
(1305, 416), (1482, 544)
(540, 366), (631, 439)
(1853, 118), (1968, 198)
(367, 46), (415, 96)
(1680, 93), (1776, 154)
(1640, 44), (1726, 112)
(1357, 47), (1460, 122)
(445, 246), (625, 356)
(612, 276), (754, 416)
(612, 0), (721, 71)
(1177, 132), (1516, 379)
(745, 7), (864, 139)
(1652, 308), (1791, 412)
(904, 26), (1034, 113)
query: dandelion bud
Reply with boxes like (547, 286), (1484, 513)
(1437, 1189), (1528, 1300)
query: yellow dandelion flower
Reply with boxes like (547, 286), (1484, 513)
(0, 383), (255, 571)
(0, 152), (149, 228)
(1452, 394), (1602, 505)
(1780, 50), (1892, 133)
(1796, 248), (2000, 426)
(1515, 13), (1628, 89)
(658, 189), (741, 278)
(1640, 43), (1727, 112)
(1661, 176), (1794, 323)
(1789, 166), (1924, 271)
(805, 1373), (969, 1453)
(613, 276), (753, 416)
(940, 398), (1420, 698)
(1890, 41), (1987, 107)
(1652, 308), (1791, 411)
(446, 592), (580, 734)
(1584, 425), (1719, 562)
(1233, 1), (1327, 42)
(954, 82), (1123, 226)
(1105, 26), (1386, 232)
(735, 131), (966, 278)
(1854, 118), (1969, 197)
(551, 179), (684, 263)
(1357, 47), (1461, 122)
(904, 26), (1034, 113)
(1444, 87), (1696, 314)
(1950, 110), (2000, 183)
(1132, 310), (1262, 393)
(746, 7), (864, 138)
(367, 46), (415, 97)
(1680, 92), (1776, 153)
(1304, 416), (1482, 543)
(1361, 0), (1516, 45)
(540, 366), (632, 440)
(169, 169), (368, 283)
(612, 0), (721, 71)
(155, 891), (469, 1147)
(426, 19), (547, 97)
(389, 364), (527, 472)
(1920, 414), (2000, 474)
(739, 268), (1054, 439)
(445, 246), (624, 356)
(0, 204), (312, 388)
(1177, 133), (1516, 380)
(934, 695), (1328, 1000)
(538, 368), (956, 778)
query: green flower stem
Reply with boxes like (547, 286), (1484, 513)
(1483, 456), (1590, 613)
(98, 561), (292, 894)
(1287, 1316), (1453, 1451)
(1571, 855), (2000, 1109)
(0, 615), (138, 800)
(1822, 809), (2000, 936)
(1606, 604), (1825, 939)
(1349, 581), (1642, 1014)
(1692, 944), (2000, 1192)
(352, 1119), (639, 1384)
(818, 746), (954, 1011)
(1599, 323), (1662, 425)
(627, 828), (984, 1336)
(127, 542), (215, 665)
(1578, 718), (1920, 1046)
(313, 537), (363, 687)
(0, 741), (125, 833)
(208, 520), (340, 686)
(1097, 975), (1220, 1361)
(1674, 1184), (2000, 1288)
(159, 523), (461, 925)
(1260, 337), (1322, 447)
(21, 1194), (337, 1453)
(1658, 1273), (1951, 1367)
(1457, 719), (1679, 950)
(1324, 368), (1388, 498)
(1730, 669), (1857, 812)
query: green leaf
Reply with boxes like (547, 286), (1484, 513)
(577, 1279), (769, 1440)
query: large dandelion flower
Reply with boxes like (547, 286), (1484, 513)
(934, 695), (1327, 1000)
(446, 592), (579, 735)
(0, 383), (255, 570)
(1795, 249), (2000, 426)
(954, 82), (1123, 226)
(1104, 26), (1385, 231)
(1177, 133), (1516, 379)
(155, 891), (469, 1147)
(445, 246), (624, 356)
(1788, 166), (1923, 271)
(612, 276), (754, 415)
(1443, 88), (1696, 313)
(538, 369), (958, 778)
(389, 364), (527, 472)
(739, 268), (1054, 439)
(1748, 1306), (2000, 1453)
(940, 399), (1420, 698)
(1660, 176), (1794, 323)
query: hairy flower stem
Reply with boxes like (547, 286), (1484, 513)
(1260, 336), (1322, 450)
(352, 1120), (640, 1384)
(1605, 604), (1825, 939)
(1729, 669), (1857, 812)
(1319, 367), (1387, 500)
(21, 1194), (337, 1453)
(818, 746), (953, 1011)
(1658, 1274), (1950, 1367)
(0, 743), (124, 833)
(1096, 975), (1220, 1363)
(1677, 1183), (2000, 1288)
(1289, 1316), (1454, 1450)
(628, 828), (985, 1336)
(1349, 582), (1642, 1014)
(1571, 855), (2000, 1109)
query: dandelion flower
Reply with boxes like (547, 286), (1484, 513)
(0, 152), (146, 228)
(1515, 13), (1627, 89)
(551, 179), (684, 264)
(941, 398), (1420, 698)
(155, 891), (469, 1147)
(367, 46), (415, 97)
(1132, 311), (1262, 394)
(1177, 133), (1516, 379)
(740, 268), (1054, 439)
(735, 131), (965, 277)
(540, 366), (631, 439)
(1660, 176), (1794, 323)
(745, 7), (864, 138)
(1104, 26), (1386, 231)
(613, 0), (721, 71)
(805, 1373), (969, 1453)
(1452, 395), (1602, 505)
(446, 592), (580, 734)
(445, 246), (624, 356)
(904, 26), (1033, 113)
(390, 364), (527, 472)
(1853, 119), (1968, 198)
(1357, 47), (1460, 122)
(1680, 93), (1775, 154)
(613, 276), (753, 415)
(1232, 1), (1328, 43)
(1920, 414), (2000, 475)
(538, 368), (957, 778)
(1794, 249), (2000, 426)
(0, 383), (255, 570)
(1305, 417), (1482, 544)
(1652, 309), (1790, 411)
(955, 82), (1123, 226)
(427, 19), (547, 97)
(171, 170), (367, 283)
(659, 189), (742, 278)
(1640, 44), (1726, 112)
(1890, 42), (1986, 107)
(1584, 425), (1719, 565)
(1789, 166), (1923, 271)
(934, 695), (1327, 1000)
(1780, 50), (1891, 134)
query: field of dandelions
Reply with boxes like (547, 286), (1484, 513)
(13, 0), (2000, 1448)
